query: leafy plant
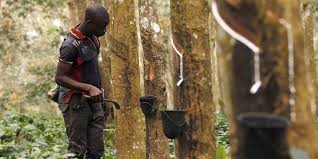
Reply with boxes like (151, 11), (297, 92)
(0, 110), (69, 158)
(169, 139), (175, 159)
(215, 112), (230, 149)
(216, 145), (231, 159)
(0, 110), (235, 158)
(0, 110), (117, 158)
(214, 112), (231, 159)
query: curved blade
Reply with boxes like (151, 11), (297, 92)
(104, 99), (121, 109)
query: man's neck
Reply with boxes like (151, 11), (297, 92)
(77, 23), (89, 37)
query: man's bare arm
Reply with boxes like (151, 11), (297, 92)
(55, 61), (102, 96)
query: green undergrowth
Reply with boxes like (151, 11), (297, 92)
(0, 110), (230, 159)
(215, 112), (231, 159)
(0, 110), (69, 158)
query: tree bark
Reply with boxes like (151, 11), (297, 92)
(99, 24), (114, 122)
(171, 0), (216, 158)
(284, 0), (318, 158)
(138, 0), (171, 158)
(301, 0), (317, 118)
(215, 28), (237, 156)
(97, 0), (114, 123)
(67, 0), (88, 27)
(209, 12), (223, 113)
(106, 0), (146, 158)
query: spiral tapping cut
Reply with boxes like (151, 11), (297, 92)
(211, 0), (261, 94)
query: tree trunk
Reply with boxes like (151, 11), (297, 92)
(67, 0), (78, 27)
(215, 0), (318, 158)
(98, 0), (114, 123)
(209, 12), (223, 113)
(138, 0), (171, 158)
(106, 0), (146, 158)
(301, 0), (317, 118)
(170, 0), (216, 158)
(284, 0), (318, 158)
(206, 4), (223, 113)
(99, 30), (114, 122)
(67, 0), (88, 27)
(215, 29), (237, 157)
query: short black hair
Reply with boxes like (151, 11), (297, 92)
(84, 4), (109, 24)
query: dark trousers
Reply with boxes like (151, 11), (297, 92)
(59, 94), (105, 159)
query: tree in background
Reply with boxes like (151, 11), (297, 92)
(138, 0), (172, 158)
(105, 0), (146, 158)
(99, 0), (114, 123)
(301, 0), (318, 118)
(67, 0), (88, 26)
(170, 0), (216, 158)
(286, 0), (318, 157)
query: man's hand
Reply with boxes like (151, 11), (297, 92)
(87, 85), (102, 96)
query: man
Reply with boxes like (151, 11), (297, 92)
(55, 4), (109, 159)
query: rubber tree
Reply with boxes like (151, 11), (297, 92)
(215, 0), (318, 158)
(287, 0), (318, 158)
(105, 0), (146, 158)
(170, 0), (216, 158)
(301, 0), (318, 118)
(99, 35), (114, 122)
(67, 0), (105, 26)
(67, 0), (89, 26)
(97, 0), (114, 122)
(209, 11), (223, 113)
(137, 0), (173, 158)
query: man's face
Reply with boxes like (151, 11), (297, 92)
(89, 18), (109, 37)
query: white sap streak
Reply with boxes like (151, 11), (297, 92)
(171, 41), (184, 86)
(279, 19), (297, 121)
(211, 1), (261, 94)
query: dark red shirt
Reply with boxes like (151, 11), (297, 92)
(58, 24), (101, 103)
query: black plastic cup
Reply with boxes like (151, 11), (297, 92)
(160, 110), (186, 139)
(139, 96), (156, 116)
(237, 113), (290, 159)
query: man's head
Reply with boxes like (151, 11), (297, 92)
(83, 4), (109, 37)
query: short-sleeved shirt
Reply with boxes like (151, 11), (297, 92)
(58, 24), (101, 103)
